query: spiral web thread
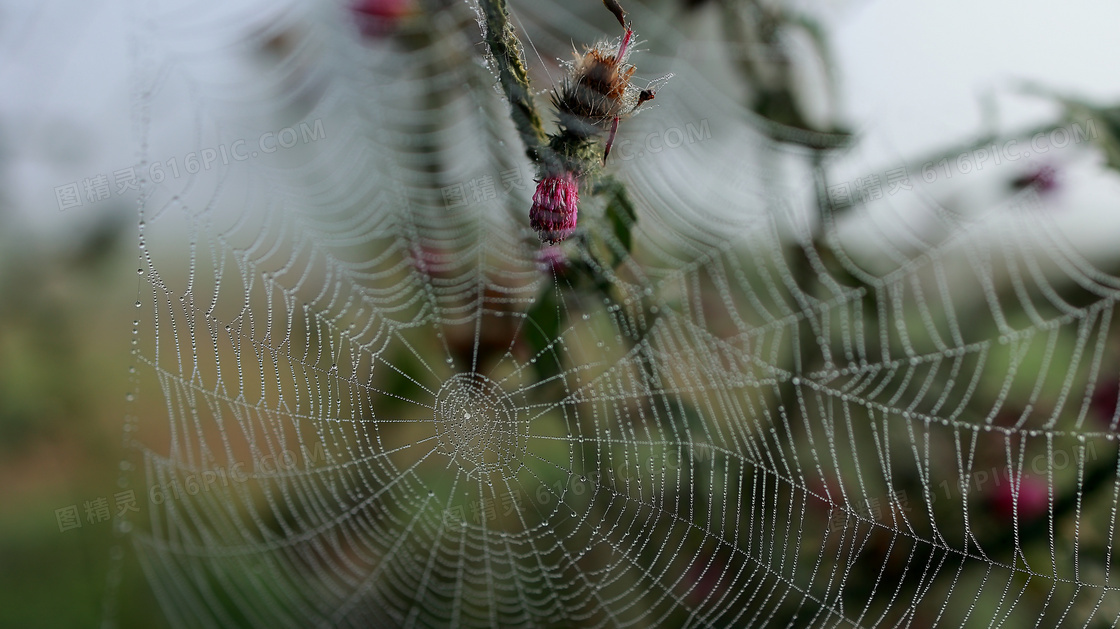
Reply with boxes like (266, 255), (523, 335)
(123, 0), (1120, 627)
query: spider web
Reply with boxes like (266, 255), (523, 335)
(119, 0), (1120, 627)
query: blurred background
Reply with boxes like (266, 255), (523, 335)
(2, 0), (1120, 627)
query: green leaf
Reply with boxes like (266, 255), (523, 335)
(600, 179), (637, 262)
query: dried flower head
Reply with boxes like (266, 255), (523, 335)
(529, 172), (579, 244)
(551, 29), (668, 161)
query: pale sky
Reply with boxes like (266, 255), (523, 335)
(2, 0), (1118, 245)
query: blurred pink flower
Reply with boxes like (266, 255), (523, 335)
(1011, 164), (1059, 195)
(535, 245), (569, 276)
(352, 0), (414, 37)
(990, 475), (1049, 522)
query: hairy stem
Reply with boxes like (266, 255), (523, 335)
(478, 0), (550, 166)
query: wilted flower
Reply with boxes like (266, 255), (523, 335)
(530, 172), (579, 244)
(551, 28), (668, 161)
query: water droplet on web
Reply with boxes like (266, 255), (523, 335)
(125, 392), (134, 401)
(135, 301), (142, 308)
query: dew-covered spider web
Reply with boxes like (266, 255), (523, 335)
(119, 0), (1120, 627)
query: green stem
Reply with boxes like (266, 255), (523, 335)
(478, 0), (550, 167)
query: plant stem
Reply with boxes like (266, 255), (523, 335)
(478, 0), (550, 167)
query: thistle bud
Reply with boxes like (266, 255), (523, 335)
(529, 172), (579, 244)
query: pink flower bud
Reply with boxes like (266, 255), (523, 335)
(530, 173), (579, 244)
